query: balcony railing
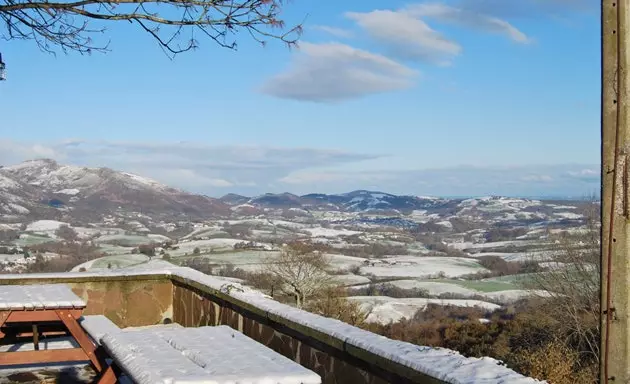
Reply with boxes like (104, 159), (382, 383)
(0, 262), (543, 384)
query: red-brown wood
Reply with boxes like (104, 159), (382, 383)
(0, 311), (9, 338)
(6, 309), (82, 323)
(14, 330), (68, 338)
(0, 306), (102, 372)
(32, 324), (39, 351)
(0, 311), (9, 328)
(0, 348), (87, 365)
(56, 309), (103, 373)
(95, 365), (118, 384)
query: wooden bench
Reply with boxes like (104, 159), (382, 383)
(0, 284), (102, 372)
(94, 325), (321, 384)
(80, 315), (122, 346)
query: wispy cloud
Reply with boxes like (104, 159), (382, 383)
(0, 140), (381, 194)
(345, 9), (462, 65)
(279, 165), (600, 197)
(567, 168), (599, 182)
(406, 3), (531, 44)
(311, 25), (354, 39)
(0, 140), (600, 197)
(259, 42), (418, 102)
(261, 2), (538, 102)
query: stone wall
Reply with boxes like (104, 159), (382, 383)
(0, 269), (537, 384)
(0, 275), (173, 328)
(172, 280), (443, 384)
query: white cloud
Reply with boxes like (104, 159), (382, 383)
(0, 140), (380, 194)
(345, 10), (461, 65)
(158, 169), (234, 188)
(279, 165), (600, 197)
(521, 175), (553, 182)
(567, 168), (599, 182)
(279, 171), (397, 185)
(259, 42), (418, 102)
(311, 25), (354, 39)
(0, 140), (599, 197)
(406, 3), (530, 44)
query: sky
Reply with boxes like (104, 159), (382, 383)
(0, 0), (600, 198)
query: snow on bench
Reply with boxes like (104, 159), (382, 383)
(80, 316), (184, 346)
(100, 325), (322, 384)
(0, 284), (85, 310)
(80, 315), (122, 345)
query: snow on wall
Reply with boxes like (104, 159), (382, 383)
(1, 261), (546, 384)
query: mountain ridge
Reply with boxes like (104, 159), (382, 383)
(0, 159), (591, 223)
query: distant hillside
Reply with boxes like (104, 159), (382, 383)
(0, 159), (592, 225)
(0, 159), (230, 222)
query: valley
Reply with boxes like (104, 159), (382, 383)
(0, 159), (598, 325)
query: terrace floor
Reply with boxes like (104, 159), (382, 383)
(0, 337), (99, 384)
(0, 365), (95, 384)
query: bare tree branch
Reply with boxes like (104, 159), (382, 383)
(262, 244), (332, 309)
(522, 196), (601, 366)
(0, 0), (302, 56)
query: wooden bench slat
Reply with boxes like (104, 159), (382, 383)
(152, 325), (321, 384)
(100, 331), (213, 384)
(0, 348), (87, 366)
(0, 284), (85, 310)
(100, 325), (321, 384)
(79, 315), (121, 346)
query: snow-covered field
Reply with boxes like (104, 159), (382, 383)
(324, 254), (366, 270)
(14, 234), (56, 246)
(348, 278), (542, 304)
(181, 226), (229, 240)
(94, 234), (158, 246)
(469, 250), (561, 262)
(171, 238), (253, 256)
(71, 253), (150, 271)
(349, 296), (501, 324)
(26, 220), (68, 233)
(451, 240), (542, 251)
(361, 257), (487, 279)
(483, 289), (551, 303)
(0, 253), (26, 262)
(554, 211), (583, 220)
(377, 280), (480, 296)
(303, 227), (362, 238)
(333, 274), (372, 286)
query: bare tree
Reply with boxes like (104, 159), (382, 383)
(0, 0), (301, 55)
(523, 197), (601, 367)
(55, 224), (78, 242)
(263, 245), (332, 309)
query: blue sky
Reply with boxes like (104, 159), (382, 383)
(0, 0), (600, 197)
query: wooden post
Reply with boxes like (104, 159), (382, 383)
(602, 1), (630, 383)
(32, 324), (39, 351)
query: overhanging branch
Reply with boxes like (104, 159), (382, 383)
(0, 0), (302, 56)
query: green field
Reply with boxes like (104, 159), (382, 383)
(440, 279), (516, 293)
(14, 234), (56, 246)
(90, 254), (149, 269)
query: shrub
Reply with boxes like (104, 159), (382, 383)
(306, 287), (370, 327)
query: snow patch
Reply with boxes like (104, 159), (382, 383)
(55, 188), (80, 195)
(304, 227), (362, 238)
(26, 220), (69, 232)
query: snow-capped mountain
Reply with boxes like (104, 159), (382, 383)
(0, 159), (229, 221)
(236, 190), (452, 213)
(0, 159), (593, 227)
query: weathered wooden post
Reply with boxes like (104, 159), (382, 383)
(602, 1), (630, 383)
